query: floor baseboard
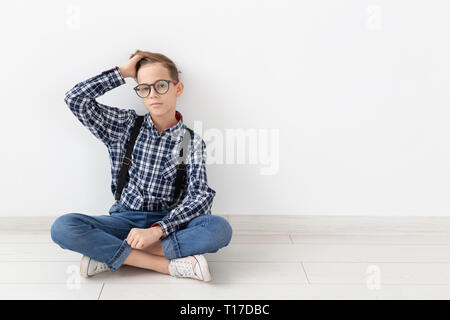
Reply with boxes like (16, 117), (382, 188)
(1, 215), (450, 235)
(225, 215), (450, 235)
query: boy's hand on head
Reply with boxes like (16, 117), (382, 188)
(119, 53), (145, 79)
(125, 226), (161, 249)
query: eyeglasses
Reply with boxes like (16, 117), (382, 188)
(133, 80), (177, 98)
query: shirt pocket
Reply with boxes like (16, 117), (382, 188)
(161, 155), (179, 183)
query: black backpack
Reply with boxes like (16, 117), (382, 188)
(114, 115), (193, 209)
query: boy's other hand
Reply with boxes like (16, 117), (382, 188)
(125, 226), (161, 249)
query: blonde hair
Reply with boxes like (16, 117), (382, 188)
(129, 49), (181, 83)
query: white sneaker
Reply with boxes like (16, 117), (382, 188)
(168, 254), (211, 282)
(80, 255), (110, 278)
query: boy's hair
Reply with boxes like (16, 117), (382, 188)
(129, 49), (182, 83)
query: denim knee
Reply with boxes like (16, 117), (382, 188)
(50, 213), (81, 247)
(207, 215), (233, 248)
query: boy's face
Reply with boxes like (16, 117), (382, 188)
(136, 62), (183, 118)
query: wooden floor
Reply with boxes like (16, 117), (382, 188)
(1, 215), (450, 299)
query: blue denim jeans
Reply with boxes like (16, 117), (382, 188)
(50, 202), (232, 272)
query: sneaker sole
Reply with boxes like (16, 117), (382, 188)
(194, 254), (212, 282)
(80, 255), (91, 278)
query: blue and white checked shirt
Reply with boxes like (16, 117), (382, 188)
(64, 66), (216, 238)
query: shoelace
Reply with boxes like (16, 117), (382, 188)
(173, 258), (197, 278)
(95, 261), (109, 273)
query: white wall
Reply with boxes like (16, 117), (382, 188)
(1, 0), (449, 216)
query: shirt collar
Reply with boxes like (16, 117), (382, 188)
(144, 110), (185, 140)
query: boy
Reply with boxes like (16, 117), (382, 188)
(51, 50), (232, 281)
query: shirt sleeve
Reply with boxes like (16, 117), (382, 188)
(151, 135), (216, 239)
(64, 66), (135, 147)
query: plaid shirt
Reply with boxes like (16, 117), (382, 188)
(64, 66), (216, 238)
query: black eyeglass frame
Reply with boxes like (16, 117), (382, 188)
(133, 80), (178, 98)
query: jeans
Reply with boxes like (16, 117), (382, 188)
(50, 202), (233, 272)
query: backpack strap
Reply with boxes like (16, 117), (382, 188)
(169, 127), (194, 209)
(114, 115), (145, 203)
